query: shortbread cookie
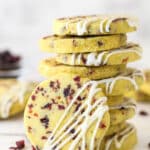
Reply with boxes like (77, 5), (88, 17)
(54, 43), (142, 66)
(53, 15), (137, 36)
(101, 124), (137, 150)
(39, 58), (126, 80)
(40, 34), (126, 53)
(109, 98), (136, 125)
(24, 74), (110, 150)
(0, 79), (37, 119)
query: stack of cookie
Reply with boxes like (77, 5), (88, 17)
(24, 15), (144, 150)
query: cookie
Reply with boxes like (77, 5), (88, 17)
(53, 15), (137, 36)
(39, 58), (126, 80)
(40, 34), (126, 53)
(109, 97), (136, 125)
(101, 124), (137, 150)
(54, 43), (142, 66)
(24, 74), (110, 150)
(0, 79), (37, 119)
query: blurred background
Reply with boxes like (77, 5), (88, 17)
(0, 0), (149, 74)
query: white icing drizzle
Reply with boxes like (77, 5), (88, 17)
(77, 53), (82, 64)
(109, 99), (136, 111)
(44, 81), (108, 150)
(86, 52), (107, 66)
(70, 54), (76, 65)
(0, 80), (28, 118)
(64, 15), (137, 35)
(67, 45), (142, 66)
(96, 72), (140, 95)
(103, 48), (142, 65)
(105, 124), (135, 150)
(105, 18), (115, 32)
(99, 18), (107, 33)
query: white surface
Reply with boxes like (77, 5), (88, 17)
(0, 103), (150, 150)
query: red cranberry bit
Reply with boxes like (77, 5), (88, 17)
(16, 140), (25, 149)
(49, 80), (60, 92)
(31, 95), (36, 101)
(81, 55), (86, 64)
(41, 136), (48, 140)
(99, 122), (106, 128)
(122, 57), (129, 63)
(97, 41), (103, 46)
(139, 110), (149, 116)
(41, 103), (52, 110)
(73, 76), (80, 82)
(63, 85), (71, 97)
(40, 115), (49, 129)
(58, 105), (65, 110)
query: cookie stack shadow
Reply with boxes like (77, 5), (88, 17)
(25, 15), (144, 150)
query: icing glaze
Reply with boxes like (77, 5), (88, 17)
(65, 15), (137, 35)
(0, 80), (28, 118)
(68, 45), (142, 66)
(105, 124), (135, 150)
(44, 81), (108, 150)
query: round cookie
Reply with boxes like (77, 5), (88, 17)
(101, 124), (137, 150)
(40, 34), (127, 53)
(54, 43), (142, 66)
(24, 74), (110, 150)
(109, 97), (136, 125)
(39, 58), (126, 80)
(53, 15), (137, 36)
(0, 79), (37, 119)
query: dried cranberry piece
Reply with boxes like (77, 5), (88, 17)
(16, 140), (25, 149)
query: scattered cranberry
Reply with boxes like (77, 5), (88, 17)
(16, 140), (25, 149)
(139, 110), (149, 116)
(58, 105), (65, 110)
(9, 140), (25, 150)
(31, 95), (36, 101)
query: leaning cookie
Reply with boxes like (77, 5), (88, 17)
(54, 43), (142, 66)
(0, 79), (37, 119)
(39, 58), (126, 80)
(100, 124), (137, 150)
(53, 15), (137, 36)
(24, 74), (110, 150)
(40, 34), (126, 53)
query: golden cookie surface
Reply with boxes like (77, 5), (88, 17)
(24, 74), (110, 150)
(40, 34), (126, 53)
(39, 58), (126, 80)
